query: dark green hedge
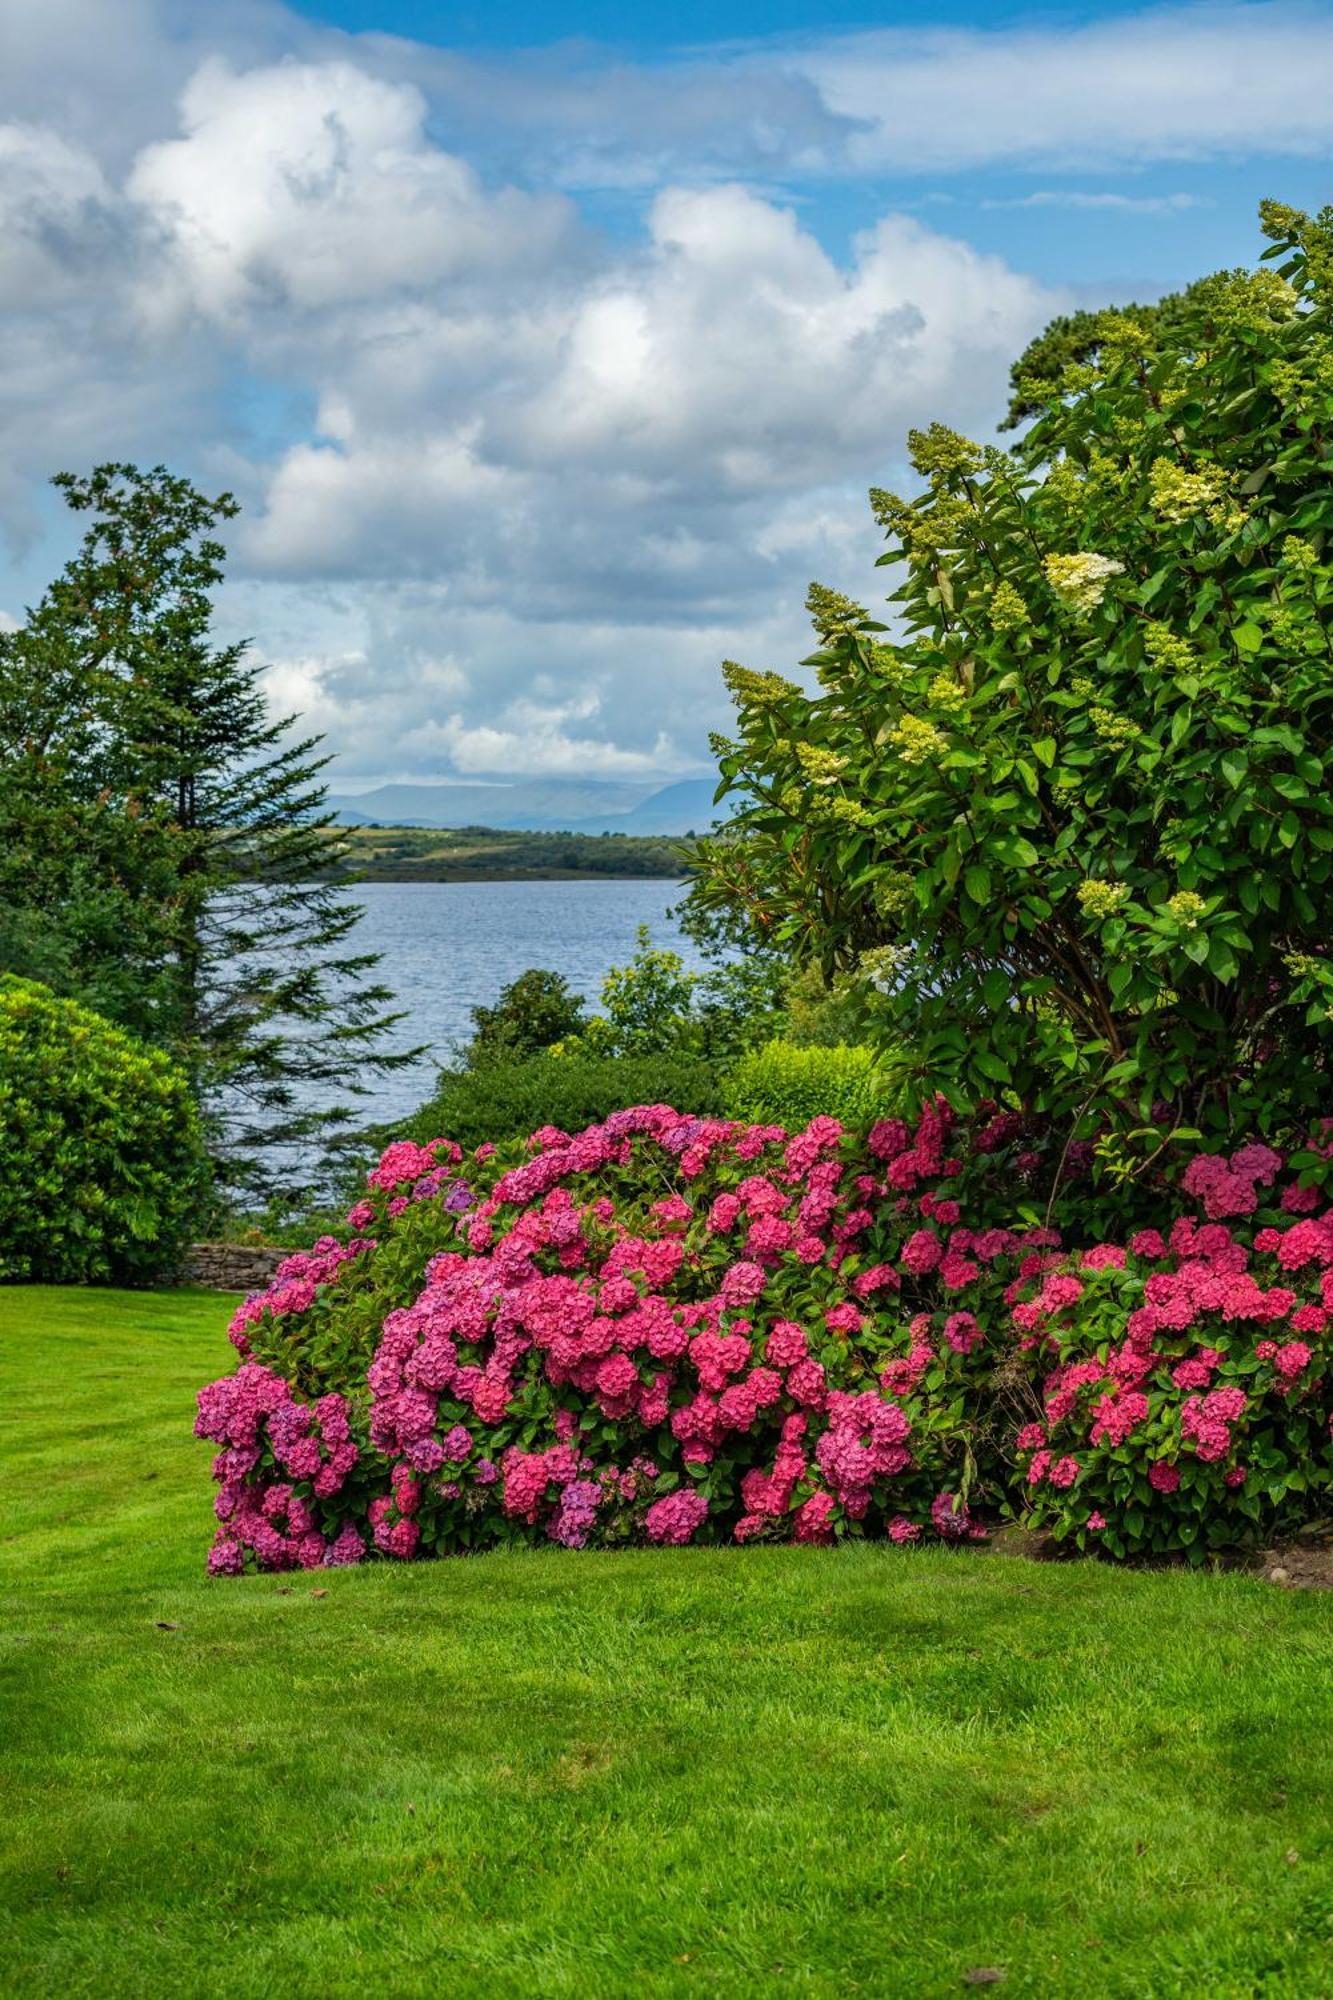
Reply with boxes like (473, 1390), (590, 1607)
(403, 1051), (725, 1153)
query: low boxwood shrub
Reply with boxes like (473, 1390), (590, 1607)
(196, 1089), (1331, 1572)
(724, 1039), (896, 1128)
(401, 1052), (725, 1154)
(0, 976), (208, 1283)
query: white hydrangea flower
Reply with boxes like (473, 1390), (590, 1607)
(1044, 552), (1125, 614)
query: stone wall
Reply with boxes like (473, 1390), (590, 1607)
(184, 1242), (287, 1292)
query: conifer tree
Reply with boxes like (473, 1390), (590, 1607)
(0, 463), (413, 1200)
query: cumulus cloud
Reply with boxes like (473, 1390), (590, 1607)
(128, 58), (578, 322)
(6, 1), (1303, 781)
(233, 175), (1054, 600)
(0, 123), (121, 306)
(0, 34), (1063, 774)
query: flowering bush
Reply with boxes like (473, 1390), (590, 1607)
(689, 201), (1333, 1145)
(1012, 1139), (1333, 1557)
(196, 1106), (1333, 1573)
(197, 1101), (1061, 1571)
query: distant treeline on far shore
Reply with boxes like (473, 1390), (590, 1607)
(316, 824), (698, 882)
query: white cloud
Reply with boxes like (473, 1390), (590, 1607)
(981, 191), (1208, 215)
(128, 58), (577, 323)
(358, 4), (1333, 188)
(7, 2), (1314, 785)
(0, 35), (1065, 775)
(236, 182), (1055, 602)
(794, 7), (1333, 175)
(0, 123), (118, 306)
(430, 699), (679, 778)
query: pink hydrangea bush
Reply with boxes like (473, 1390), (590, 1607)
(197, 1111), (1333, 1571)
(1011, 1141), (1333, 1558)
(198, 1101), (1059, 1570)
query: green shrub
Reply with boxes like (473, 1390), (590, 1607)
(692, 201), (1333, 1145)
(465, 969), (587, 1068)
(723, 1040), (895, 1127)
(402, 1051), (725, 1153)
(0, 976), (208, 1283)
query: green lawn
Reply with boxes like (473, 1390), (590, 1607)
(2, 1288), (1331, 2000)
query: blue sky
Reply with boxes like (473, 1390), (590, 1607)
(1, 0), (1331, 792)
(298, 0), (1160, 45)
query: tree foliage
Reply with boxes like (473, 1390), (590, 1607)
(691, 202), (1333, 1147)
(0, 465), (411, 1197)
(1001, 277), (1218, 429)
(466, 969), (588, 1068)
(0, 976), (207, 1282)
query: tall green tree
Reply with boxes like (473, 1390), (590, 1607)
(1001, 272), (1255, 429)
(0, 463), (412, 1199)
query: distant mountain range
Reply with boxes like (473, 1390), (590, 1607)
(325, 775), (734, 837)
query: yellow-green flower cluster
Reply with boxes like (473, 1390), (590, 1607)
(927, 672), (968, 713)
(1268, 358), (1308, 406)
(909, 501), (974, 556)
(868, 488), (970, 560)
(795, 743), (849, 787)
(907, 424), (983, 480)
(1209, 267), (1298, 334)
(1284, 951), (1326, 982)
(1280, 535), (1319, 577)
(721, 661), (798, 709)
(1208, 500), (1249, 535)
(1042, 460), (1086, 510)
(888, 714), (949, 765)
(1263, 603), (1324, 656)
(1164, 890), (1207, 930)
(867, 642), (910, 684)
(1044, 552), (1125, 614)
(1143, 623), (1196, 676)
(814, 795), (873, 828)
(872, 871), (915, 919)
(869, 487), (913, 537)
(1148, 456), (1227, 525)
(1097, 312), (1152, 358)
(1077, 878), (1131, 920)
(1259, 198), (1308, 243)
(806, 583), (868, 638)
(1090, 707), (1142, 747)
(989, 581), (1028, 632)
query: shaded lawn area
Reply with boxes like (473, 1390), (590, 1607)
(2, 1286), (1331, 1999)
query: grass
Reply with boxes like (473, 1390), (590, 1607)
(2, 1287), (1332, 1999)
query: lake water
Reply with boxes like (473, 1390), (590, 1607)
(343, 878), (710, 1130)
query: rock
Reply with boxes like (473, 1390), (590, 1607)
(182, 1242), (287, 1291)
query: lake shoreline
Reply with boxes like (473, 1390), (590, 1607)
(322, 866), (686, 883)
(316, 823), (699, 886)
